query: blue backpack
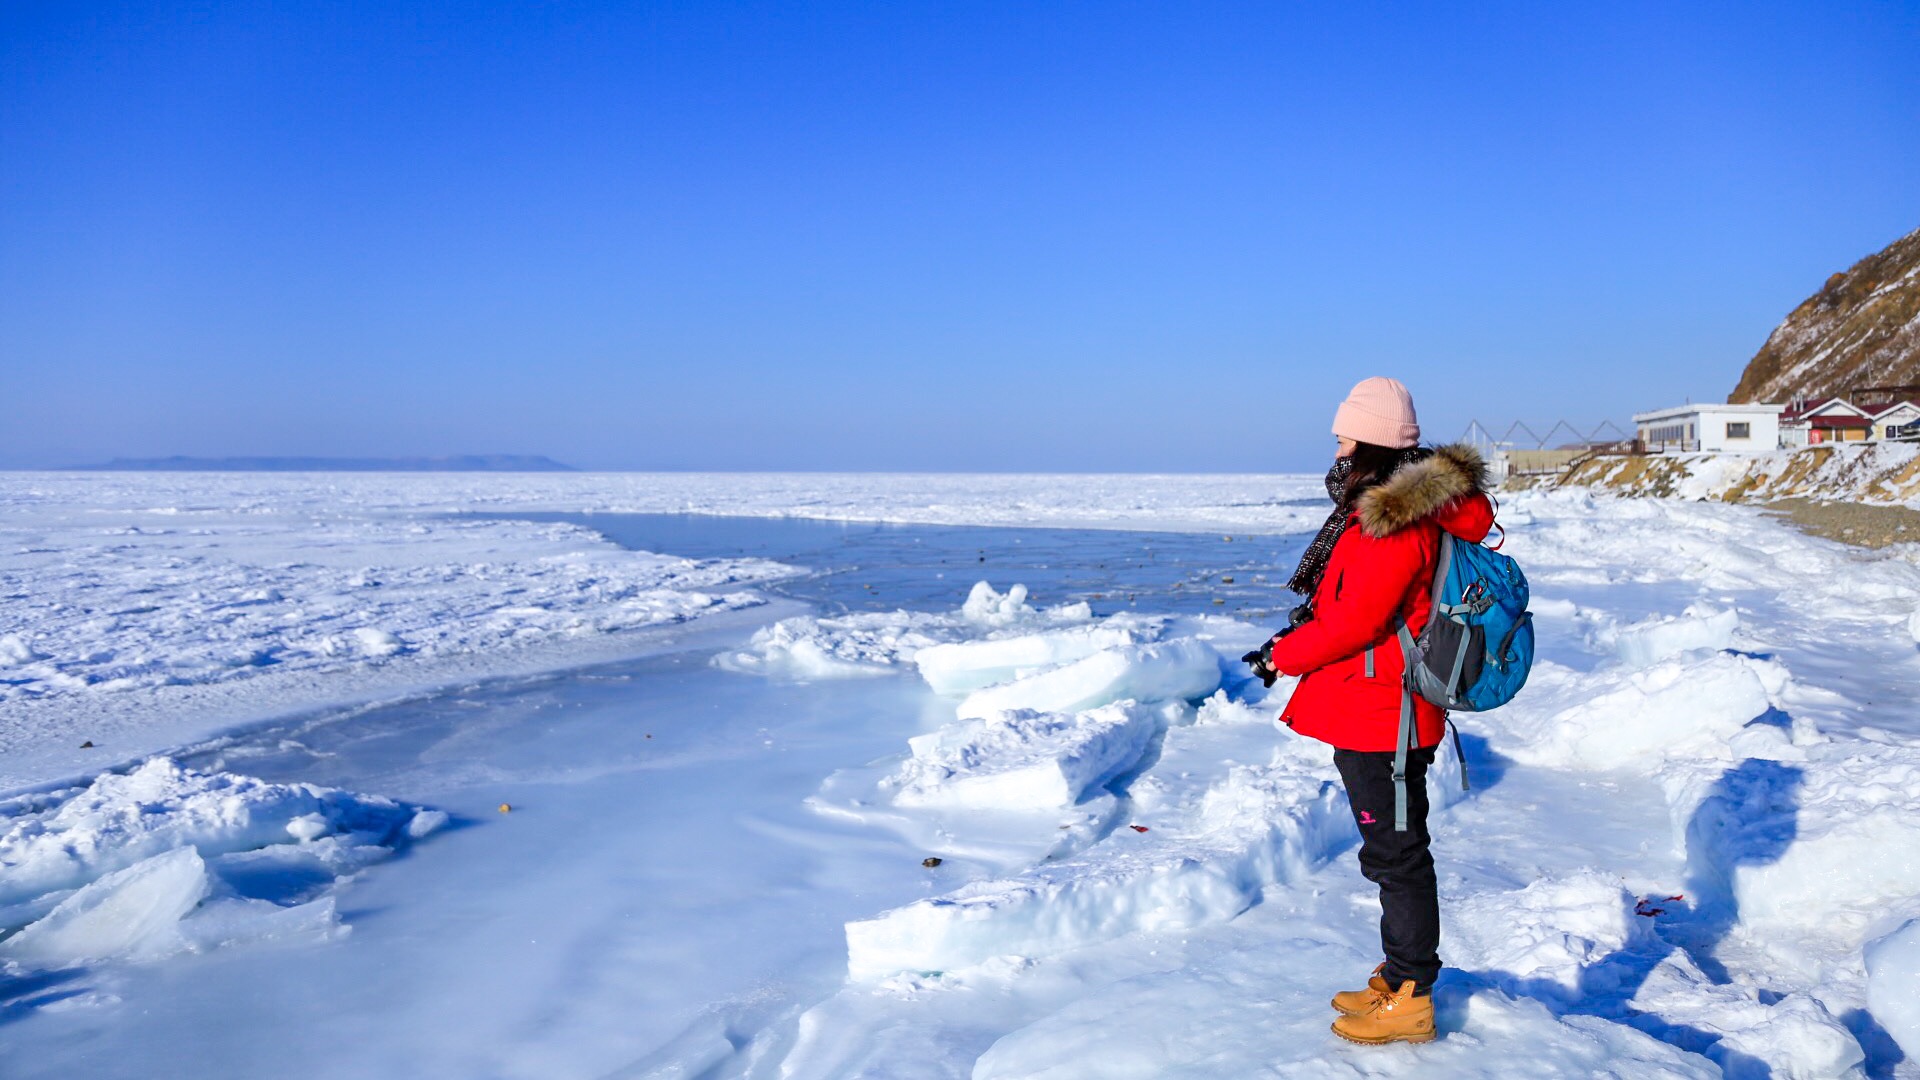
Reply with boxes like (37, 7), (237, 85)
(1401, 532), (1534, 713)
(1381, 531), (1534, 830)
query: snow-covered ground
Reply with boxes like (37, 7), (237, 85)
(3, 471), (1920, 1078)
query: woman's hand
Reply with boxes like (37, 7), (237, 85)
(1244, 605), (1315, 687)
(1241, 644), (1279, 688)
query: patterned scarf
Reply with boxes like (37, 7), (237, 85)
(1285, 457), (1355, 596)
(1285, 448), (1429, 597)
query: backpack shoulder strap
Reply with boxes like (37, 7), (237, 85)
(1389, 529), (1457, 832)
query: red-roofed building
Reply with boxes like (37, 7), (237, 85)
(1779, 398), (1872, 447)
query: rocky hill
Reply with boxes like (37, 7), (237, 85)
(1730, 226), (1920, 404)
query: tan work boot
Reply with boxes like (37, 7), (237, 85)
(1330, 963), (1390, 1016)
(1330, 979), (1435, 1045)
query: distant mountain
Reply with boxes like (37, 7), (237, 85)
(1730, 226), (1920, 404)
(68, 455), (577, 472)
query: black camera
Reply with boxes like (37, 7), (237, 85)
(1241, 604), (1314, 687)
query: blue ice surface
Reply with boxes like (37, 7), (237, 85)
(499, 512), (1311, 620)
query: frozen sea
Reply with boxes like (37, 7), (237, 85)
(3, 474), (1919, 1078)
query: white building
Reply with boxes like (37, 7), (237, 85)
(1870, 400), (1920, 441)
(1633, 403), (1784, 454)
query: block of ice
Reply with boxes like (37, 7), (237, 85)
(351, 627), (405, 657)
(0, 633), (43, 666)
(959, 582), (1090, 627)
(2, 846), (210, 964)
(1868, 918), (1920, 1057)
(914, 621), (1156, 696)
(956, 638), (1223, 720)
(1730, 804), (1920, 940)
(846, 743), (1352, 981)
(889, 702), (1162, 810)
(286, 813), (330, 842)
(0, 757), (427, 911)
(1612, 605), (1739, 669)
(179, 895), (344, 951)
(1506, 653), (1773, 771)
(1670, 738), (1920, 952)
(1446, 871), (1647, 999)
(407, 809), (450, 839)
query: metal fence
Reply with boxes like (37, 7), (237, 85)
(1458, 420), (1638, 481)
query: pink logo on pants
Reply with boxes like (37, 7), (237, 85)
(1358, 810), (1377, 825)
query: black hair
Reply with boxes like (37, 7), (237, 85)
(1340, 440), (1428, 507)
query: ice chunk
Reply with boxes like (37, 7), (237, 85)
(1868, 918), (1920, 1057)
(1192, 689), (1273, 726)
(286, 813), (330, 842)
(960, 582), (1079, 627)
(179, 895), (343, 951)
(407, 809), (450, 839)
(2, 847), (210, 964)
(715, 620), (908, 679)
(0, 634), (43, 666)
(914, 621), (1156, 696)
(1715, 993), (1867, 1079)
(888, 702), (1161, 810)
(1612, 605), (1739, 668)
(845, 739), (1352, 981)
(1729, 803), (1920, 940)
(351, 627), (404, 657)
(0, 757), (430, 911)
(1504, 654), (1773, 770)
(1447, 871), (1647, 1000)
(956, 638), (1222, 720)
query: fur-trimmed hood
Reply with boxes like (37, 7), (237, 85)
(1354, 443), (1489, 538)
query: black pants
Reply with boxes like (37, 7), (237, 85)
(1334, 746), (1441, 994)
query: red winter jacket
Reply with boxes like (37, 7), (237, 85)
(1268, 445), (1495, 752)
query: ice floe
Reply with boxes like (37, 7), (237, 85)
(887, 702), (1164, 811)
(1608, 604), (1741, 669)
(954, 638), (1223, 720)
(0, 758), (439, 968)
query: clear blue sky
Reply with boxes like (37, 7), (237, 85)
(4, 1), (1917, 470)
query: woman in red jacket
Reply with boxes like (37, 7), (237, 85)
(1246, 377), (1494, 1046)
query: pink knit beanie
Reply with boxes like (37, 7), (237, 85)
(1331, 376), (1420, 448)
